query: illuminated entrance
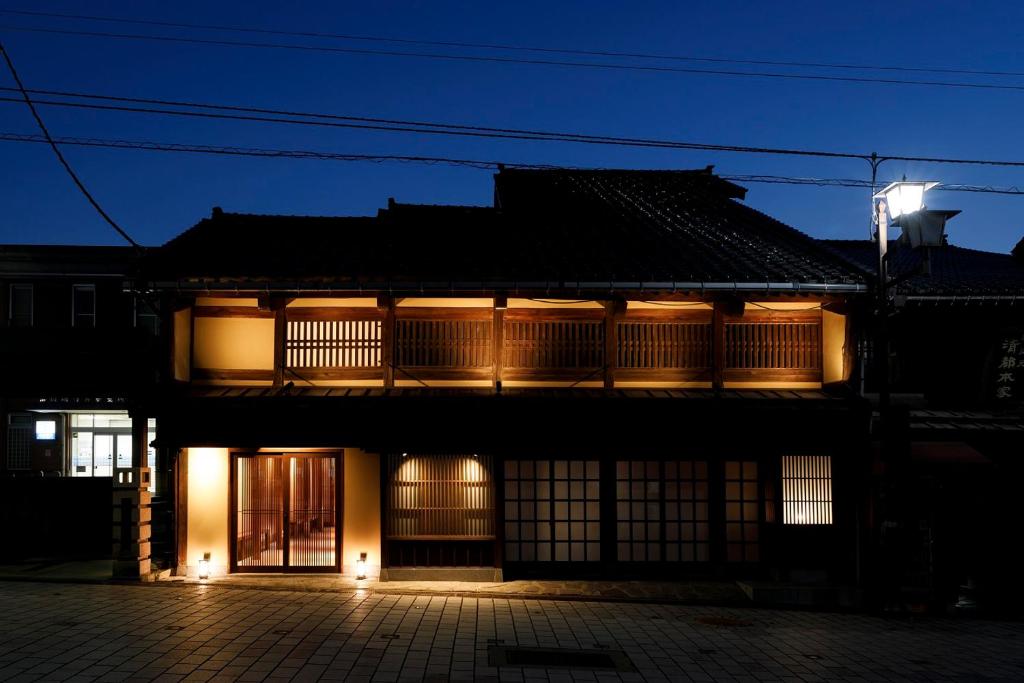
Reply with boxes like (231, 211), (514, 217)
(231, 452), (341, 572)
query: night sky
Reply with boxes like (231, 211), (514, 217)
(2, 1), (1023, 252)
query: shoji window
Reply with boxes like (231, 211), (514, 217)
(724, 461), (759, 562)
(504, 460), (600, 562)
(9, 284), (32, 327)
(781, 456), (833, 525)
(665, 461), (710, 562)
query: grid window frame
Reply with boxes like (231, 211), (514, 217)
(503, 459), (601, 563)
(9, 283), (32, 328)
(72, 284), (96, 329)
(724, 460), (760, 563)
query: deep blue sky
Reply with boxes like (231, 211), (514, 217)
(2, 1), (1023, 251)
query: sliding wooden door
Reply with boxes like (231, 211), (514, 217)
(231, 452), (342, 573)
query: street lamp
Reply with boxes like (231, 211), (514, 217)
(872, 180), (938, 284)
(871, 179), (937, 413)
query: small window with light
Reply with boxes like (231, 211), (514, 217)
(35, 419), (57, 441)
(781, 455), (833, 525)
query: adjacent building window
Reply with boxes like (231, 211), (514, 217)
(504, 460), (600, 562)
(69, 414), (156, 490)
(134, 296), (160, 335)
(72, 284), (96, 328)
(35, 419), (56, 440)
(781, 455), (833, 525)
(9, 284), (32, 327)
(6, 414), (32, 470)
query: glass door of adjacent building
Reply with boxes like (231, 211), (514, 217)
(232, 453), (340, 572)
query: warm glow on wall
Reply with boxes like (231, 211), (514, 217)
(186, 448), (230, 577)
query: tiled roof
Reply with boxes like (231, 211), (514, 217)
(821, 239), (1024, 297)
(144, 168), (868, 292)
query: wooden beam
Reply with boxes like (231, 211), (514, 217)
(378, 296), (395, 388)
(712, 302), (726, 390)
(603, 300), (626, 389)
(272, 300), (286, 388)
(175, 448), (188, 574)
(192, 306), (274, 319)
(493, 298), (505, 389)
(191, 368), (276, 382)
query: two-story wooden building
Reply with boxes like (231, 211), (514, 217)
(136, 168), (873, 584)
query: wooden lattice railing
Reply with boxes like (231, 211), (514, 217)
(616, 311), (712, 381)
(394, 309), (493, 380)
(723, 311), (822, 382)
(502, 310), (605, 382)
(194, 302), (827, 387)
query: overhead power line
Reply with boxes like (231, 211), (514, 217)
(2, 7), (1021, 80)
(4, 23), (1024, 94)
(3, 131), (1024, 196)
(0, 43), (139, 247)
(5, 86), (1024, 169)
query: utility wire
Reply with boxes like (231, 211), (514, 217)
(4, 131), (1024, 196)
(7, 88), (1024, 169)
(3, 7), (1023, 79)
(4, 23), (1024, 94)
(0, 43), (139, 247)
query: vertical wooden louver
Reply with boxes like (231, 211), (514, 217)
(502, 312), (605, 381)
(395, 319), (493, 370)
(781, 455), (833, 525)
(724, 311), (822, 382)
(386, 455), (495, 539)
(236, 456), (286, 569)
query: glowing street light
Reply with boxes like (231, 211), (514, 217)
(873, 180), (938, 218)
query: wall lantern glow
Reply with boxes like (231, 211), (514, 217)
(356, 552), (368, 580)
(401, 452), (408, 458)
(198, 552), (211, 580)
(873, 180), (938, 218)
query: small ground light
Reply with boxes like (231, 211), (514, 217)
(356, 552), (368, 579)
(198, 552), (211, 580)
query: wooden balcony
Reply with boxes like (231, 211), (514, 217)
(187, 299), (832, 389)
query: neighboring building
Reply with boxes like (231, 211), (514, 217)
(137, 168), (873, 584)
(0, 245), (163, 561)
(824, 228), (1024, 611)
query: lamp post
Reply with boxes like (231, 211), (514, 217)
(871, 180), (937, 411)
(869, 179), (936, 612)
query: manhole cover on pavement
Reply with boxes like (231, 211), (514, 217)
(489, 646), (634, 672)
(695, 616), (754, 627)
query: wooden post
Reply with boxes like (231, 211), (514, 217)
(272, 299), (287, 387)
(603, 300), (625, 389)
(175, 448), (188, 574)
(379, 296), (395, 388)
(712, 302), (726, 390)
(493, 296), (506, 390)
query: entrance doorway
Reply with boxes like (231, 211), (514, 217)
(231, 452), (341, 572)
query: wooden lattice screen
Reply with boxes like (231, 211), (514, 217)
(386, 454), (495, 539)
(395, 318), (493, 369)
(286, 319), (382, 368)
(503, 318), (604, 372)
(724, 312), (822, 382)
(616, 320), (712, 377)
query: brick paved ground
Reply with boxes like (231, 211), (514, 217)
(0, 581), (1021, 682)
